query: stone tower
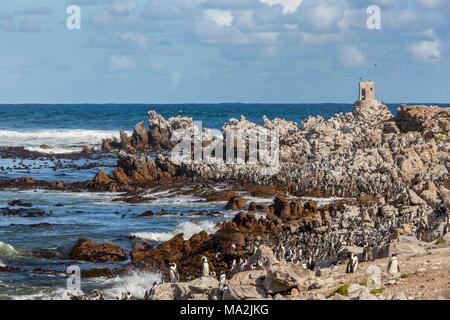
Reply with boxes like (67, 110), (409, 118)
(358, 81), (375, 102)
(353, 80), (392, 122)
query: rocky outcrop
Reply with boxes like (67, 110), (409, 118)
(69, 239), (127, 263)
(225, 196), (246, 210)
(395, 105), (450, 136)
(96, 103), (449, 204)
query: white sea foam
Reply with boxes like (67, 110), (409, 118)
(130, 220), (218, 242)
(0, 129), (124, 154)
(101, 271), (162, 300)
(0, 241), (17, 256)
(0, 259), (5, 267)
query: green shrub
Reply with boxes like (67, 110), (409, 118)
(335, 284), (349, 296)
(370, 288), (385, 295)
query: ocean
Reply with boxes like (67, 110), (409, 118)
(0, 103), (410, 299)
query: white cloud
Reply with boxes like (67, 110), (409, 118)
(259, 0), (304, 14)
(409, 39), (441, 62)
(339, 45), (367, 68)
(204, 9), (234, 27)
(109, 55), (134, 71)
(417, 0), (444, 8)
(300, 0), (347, 32)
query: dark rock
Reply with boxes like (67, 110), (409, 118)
(81, 268), (122, 278)
(69, 239), (127, 263)
(225, 196), (247, 210)
(248, 202), (257, 212)
(8, 200), (32, 207)
(132, 121), (149, 151)
(0, 207), (46, 217)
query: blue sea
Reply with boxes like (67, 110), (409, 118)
(0, 103), (412, 299)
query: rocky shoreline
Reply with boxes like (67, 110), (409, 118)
(1, 97), (449, 300)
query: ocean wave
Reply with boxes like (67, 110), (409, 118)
(0, 258), (5, 267)
(130, 220), (219, 242)
(0, 241), (17, 256)
(101, 271), (162, 300)
(0, 129), (124, 154)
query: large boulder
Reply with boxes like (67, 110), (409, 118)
(225, 196), (247, 210)
(69, 239), (127, 262)
(375, 236), (427, 258)
(187, 276), (219, 294)
(229, 270), (266, 286)
(222, 285), (267, 300)
(263, 263), (309, 294)
(150, 283), (190, 300)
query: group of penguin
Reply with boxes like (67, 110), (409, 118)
(346, 253), (400, 275)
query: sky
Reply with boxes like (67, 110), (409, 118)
(0, 0), (449, 104)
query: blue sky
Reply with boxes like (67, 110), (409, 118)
(0, 0), (449, 103)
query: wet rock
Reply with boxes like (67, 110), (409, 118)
(0, 207), (46, 218)
(0, 266), (21, 273)
(69, 239), (127, 263)
(8, 200), (32, 207)
(32, 248), (61, 259)
(225, 196), (247, 210)
(204, 191), (237, 202)
(248, 202), (257, 212)
(273, 197), (291, 219)
(81, 268), (122, 278)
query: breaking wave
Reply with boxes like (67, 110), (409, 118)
(101, 271), (162, 300)
(0, 129), (123, 154)
(130, 220), (219, 242)
(0, 241), (17, 256)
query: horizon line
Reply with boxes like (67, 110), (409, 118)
(0, 101), (449, 106)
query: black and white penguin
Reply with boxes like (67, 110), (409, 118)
(169, 262), (180, 283)
(119, 292), (133, 300)
(219, 272), (227, 290)
(346, 253), (358, 274)
(387, 254), (400, 275)
(91, 289), (104, 300)
(238, 258), (247, 272)
(202, 256), (210, 277)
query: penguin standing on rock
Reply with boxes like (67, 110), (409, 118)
(346, 253), (358, 274)
(387, 254), (400, 275)
(219, 272), (227, 290)
(202, 256), (210, 277)
(169, 263), (179, 283)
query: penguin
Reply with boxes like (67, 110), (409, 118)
(387, 254), (400, 275)
(219, 272), (227, 290)
(307, 256), (315, 271)
(202, 256), (210, 277)
(169, 263), (179, 283)
(238, 258), (247, 272)
(346, 253), (358, 274)
(91, 289), (104, 300)
(120, 292), (133, 300)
